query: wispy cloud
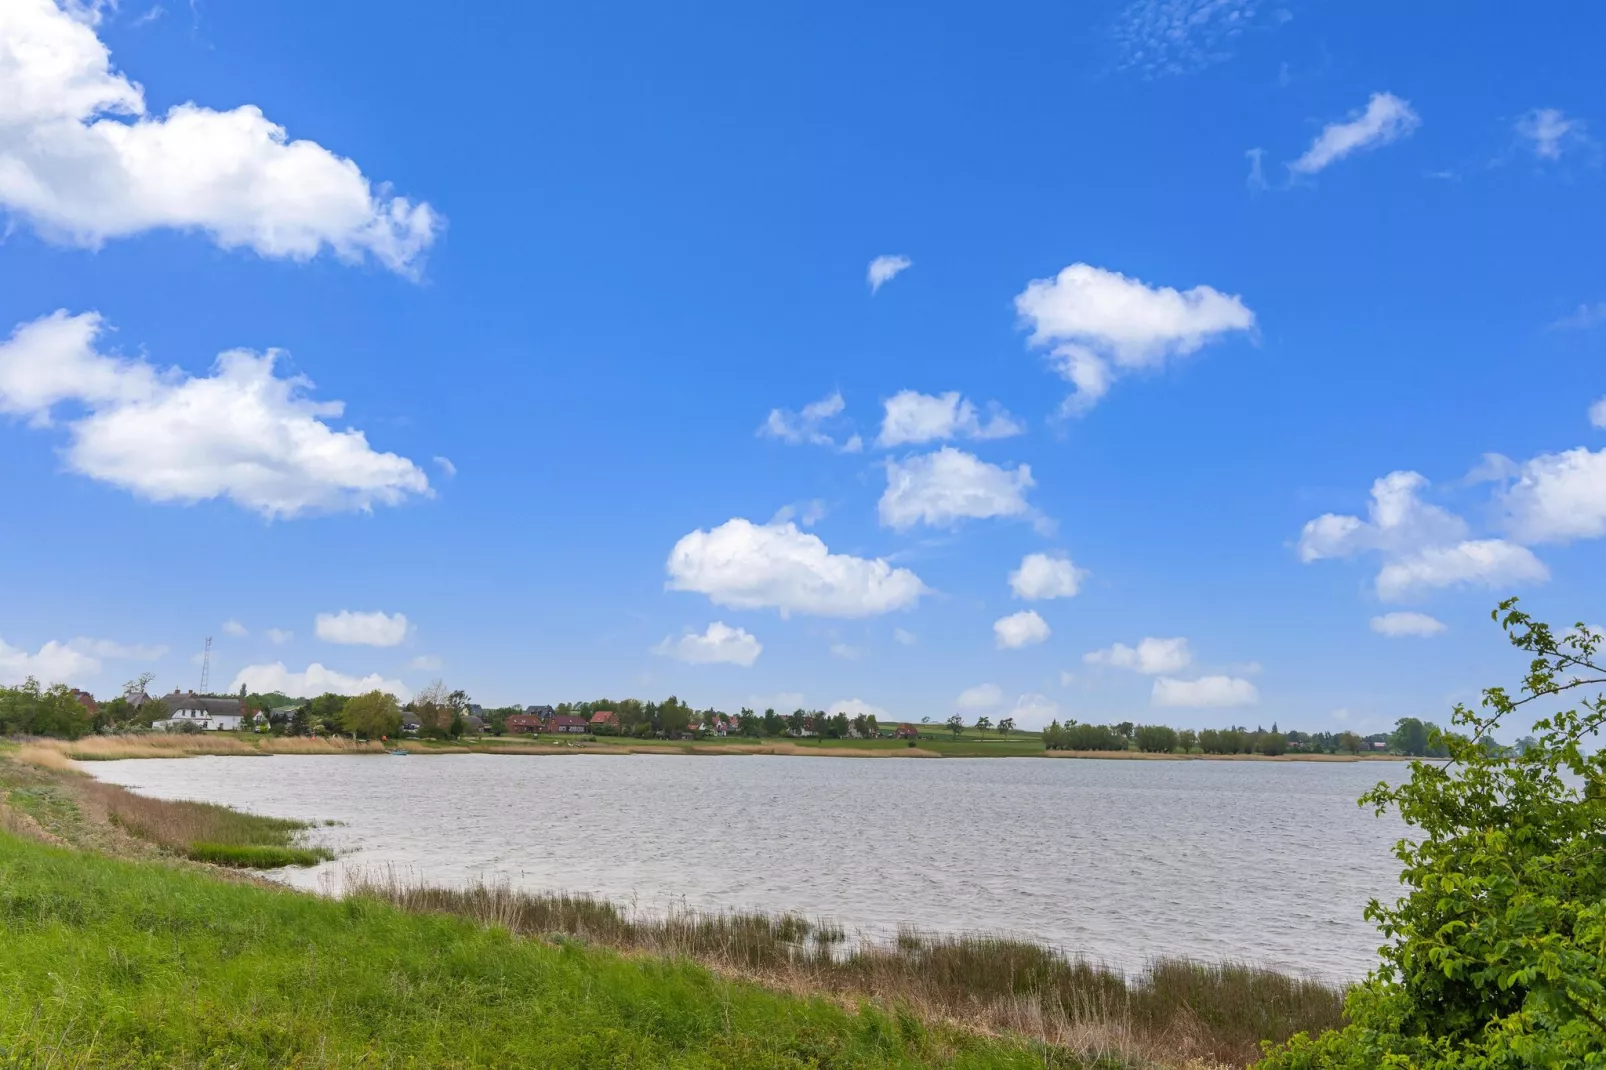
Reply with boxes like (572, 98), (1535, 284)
(1110, 0), (1289, 78)
(867, 255), (912, 294)
(1289, 92), (1420, 176)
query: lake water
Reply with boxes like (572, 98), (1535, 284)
(84, 753), (1411, 980)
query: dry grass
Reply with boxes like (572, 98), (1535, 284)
(344, 870), (1346, 1067)
(0, 801), (65, 846)
(77, 778), (331, 867)
(16, 734), (386, 765)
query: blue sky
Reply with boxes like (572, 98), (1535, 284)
(1, 0), (1603, 734)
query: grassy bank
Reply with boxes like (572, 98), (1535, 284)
(0, 831), (1072, 1069)
(351, 871), (1344, 1067)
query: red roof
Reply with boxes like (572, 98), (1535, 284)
(589, 710), (619, 725)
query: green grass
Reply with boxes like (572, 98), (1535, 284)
(0, 832), (1080, 1069)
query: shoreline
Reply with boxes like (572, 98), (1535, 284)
(1, 746), (1353, 1067)
(14, 734), (1415, 764)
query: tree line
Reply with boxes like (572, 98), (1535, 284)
(1042, 717), (1449, 756)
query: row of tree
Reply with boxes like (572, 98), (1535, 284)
(1041, 717), (1447, 756)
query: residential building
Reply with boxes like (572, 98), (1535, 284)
(895, 723), (920, 739)
(589, 710), (619, 733)
(506, 714), (544, 734)
(549, 715), (590, 734)
(153, 692), (244, 731)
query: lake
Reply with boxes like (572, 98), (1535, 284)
(84, 753), (1410, 980)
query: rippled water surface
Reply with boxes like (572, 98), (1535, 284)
(86, 753), (1410, 979)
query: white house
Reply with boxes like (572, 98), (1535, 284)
(154, 692), (244, 731)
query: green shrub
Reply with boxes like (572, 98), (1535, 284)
(1257, 600), (1606, 1068)
(185, 843), (329, 868)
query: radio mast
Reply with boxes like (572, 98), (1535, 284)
(199, 636), (212, 694)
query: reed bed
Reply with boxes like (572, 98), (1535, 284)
(78, 778), (331, 868)
(17, 733), (386, 764)
(343, 870), (1345, 1067)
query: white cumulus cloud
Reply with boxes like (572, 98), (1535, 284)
(314, 610), (409, 647)
(994, 610), (1050, 649)
(1370, 612), (1446, 638)
(0, 637), (101, 685)
(1151, 675), (1259, 708)
(758, 390), (861, 452)
(956, 683), (1002, 709)
(1298, 470), (1548, 601)
(653, 622), (763, 667)
(879, 447), (1035, 530)
(867, 254), (912, 293)
(666, 518), (928, 618)
(0, 311), (431, 517)
(1009, 553), (1086, 600)
(1516, 108), (1588, 161)
(1084, 637), (1192, 675)
(1289, 92), (1420, 176)
(0, 0), (439, 273)
(230, 662), (409, 700)
(1500, 447), (1606, 544)
(221, 619), (247, 637)
(827, 697), (889, 720)
(876, 390), (1023, 447)
(1015, 263), (1254, 414)
(1010, 692), (1060, 729)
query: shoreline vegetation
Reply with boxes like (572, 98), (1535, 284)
(14, 732), (1412, 765)
(0, 743), (1348, 1068)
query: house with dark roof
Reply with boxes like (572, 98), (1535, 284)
(154, 692), (244, 731)
(549, 715), (589, 734)
(506, 714), (544, 734)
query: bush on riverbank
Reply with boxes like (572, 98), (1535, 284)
(1256, 602), (1606, 1068)
(0, 831), (1072, 1069)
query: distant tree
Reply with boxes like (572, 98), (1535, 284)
(788, 709), (806, 736)
(1177, 728), (1198, 753)
(1390, 717), (1431, 757)
(342, 691), (401, 740)
(412, 680), (460, 739)
(946, 714), (965, 739)
(976, 715), (992, 732)
(828, 712), (849, 738)
(997, 717), (1015, 736)
(865, 714), (879, 737)
(850, 713), (868, 738)
(920, 716), (931, 724)
(123, 671), (156, 699)
(1135, 724), (1179, 753)
(1115, 721), (1135, 741)
(0, 680), (92, 739)
(289, 705), (311, 737)
(762, 708), (783, 737)
(309, 693), (348, 733)
(659, 698), (691, 738)
(739, 708), (760, 737)
(1338, 730), (1364, 755)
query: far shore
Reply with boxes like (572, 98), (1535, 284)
(11, 734), (1414, 765)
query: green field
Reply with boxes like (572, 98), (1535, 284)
(0, 829), (1079, 1069)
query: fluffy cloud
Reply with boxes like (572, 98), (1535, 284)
(1370, 612), (1447, 638)
(1010, 692), (1060, 729)
(1009, 553), (1085, 600)
(994, 610), (1050, 649)
(666, 518), (928, 618)
(1299, 470), (1548, 601)
(653, 622), (762, 667)
(0, 311), (431, 517)
(221, 619), (248, 638)
(1500, 447), (1606, 544)
(1014, 263), (1254, 414)
(230, 662), (409, 700)
(1516, 108), (1588, 161)
(1083, 636), (1192, 674)
(1288, 92), (1420, 176)
(0, 637), (101, 685)
(758, 391), (861, 452)
(1151, 675), (1260, 708)
(314, 610), (409, 647)
(956, 683), (1002, 709)
(0, 0), (439, 273)
(827, 697), (889, 720)
(1375, 540), (1550, 602)
(879, 447), (1035, 530)
(876, 390), (1023, 447)
(867, 254), (912, 293)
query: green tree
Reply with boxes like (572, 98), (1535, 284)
(976, 715), (992, 732)
(1135, 724), (1179, 753)
(289, 705), (311, 737)
(659, 698), (691, 738)
(762, 708), (783, 737)
(946, 714), (965, 739)
(1177, 728), (1197, 753)
(1338, 730), (1364, 755)
(997, 717), (1014, 736)
(1389, 716), (1431, 756)
(1258, 602), (1606, 1068)
(1115, 721), (1134, 742)
(341, 691), (401, 740)
(865, 714), (879, 737)
(787, 709), (806, 736)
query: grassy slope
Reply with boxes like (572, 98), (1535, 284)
(0, 833), (1074, 1069)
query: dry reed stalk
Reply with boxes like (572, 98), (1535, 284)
(0, 802), (65, 846)
(15, 744), (74, 771)
(336, 868), (1345, 1067)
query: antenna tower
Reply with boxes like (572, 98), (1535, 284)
(199, 636), (212, 694)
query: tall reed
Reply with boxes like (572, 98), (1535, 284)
(342, 868), (1345, 1067)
